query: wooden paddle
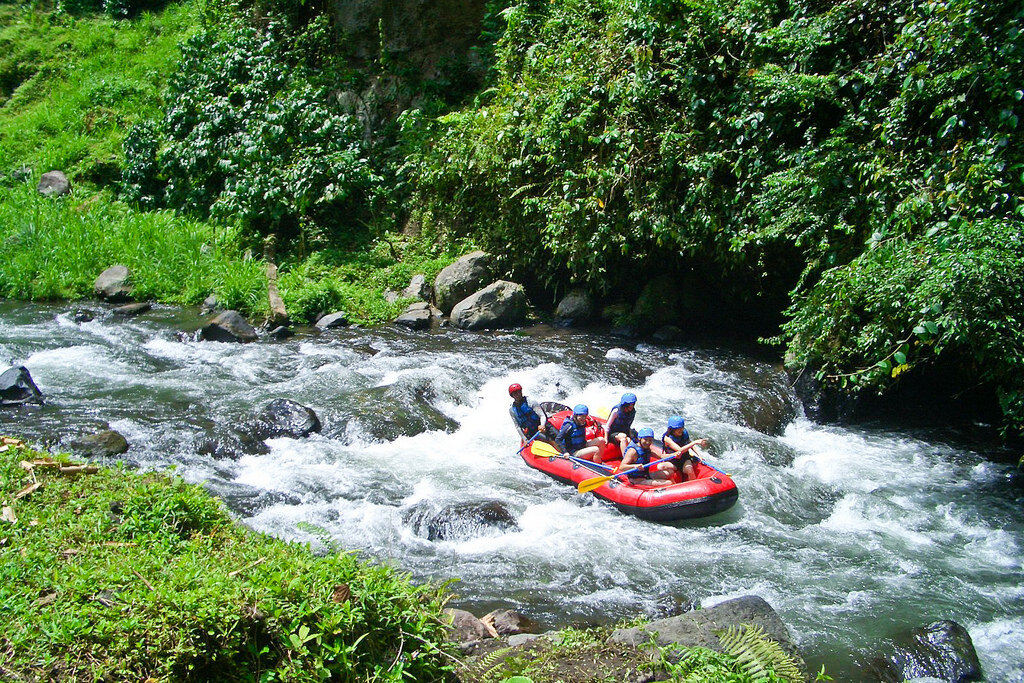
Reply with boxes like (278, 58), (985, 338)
(577, 454), (677, 493)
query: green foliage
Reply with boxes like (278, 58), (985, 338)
(408, 0), (1024, 434)
(715, 624), (805, 682)
(122, 14), (377, 250)
(0, 438), (457, 682)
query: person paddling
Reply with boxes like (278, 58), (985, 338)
(557, 404), (607, 463)
(618, 427), (673, 483)
(508, 383), (553, 442)
(605, 392), (639, 455)
(661, 415), (707, 482)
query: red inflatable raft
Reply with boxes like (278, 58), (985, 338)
(520, 408), (739, 522)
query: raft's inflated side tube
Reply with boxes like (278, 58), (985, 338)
(521, 410), (739, 522)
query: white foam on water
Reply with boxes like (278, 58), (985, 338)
(968, 617), (1024, 683)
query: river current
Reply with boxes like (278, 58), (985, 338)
(1, 301), (1022, 680)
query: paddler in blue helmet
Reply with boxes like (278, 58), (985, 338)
(661, 415), (707, 482)
(557, 404), (607, 463)
(618, 427), (672, 482)
(605, 392), (639, 455)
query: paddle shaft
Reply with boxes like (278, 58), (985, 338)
(692, 444), (729, 476)
(515, 431), (541, 455)
(530, 441), (613, 472)
(577, 454), (677, 493)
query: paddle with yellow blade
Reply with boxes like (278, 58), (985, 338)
(530, 440), (614, 472)
(576, 454), (677, 493)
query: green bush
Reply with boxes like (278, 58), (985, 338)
(122, 16), (376, 250)
(407, 0), (1024, 434)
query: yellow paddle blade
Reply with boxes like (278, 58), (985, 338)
(530, 441), (562, 458)
(577, 473), (616, 493)
(594, 406), (611, 420)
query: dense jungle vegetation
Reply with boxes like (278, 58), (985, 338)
(1, 0), (1023, 436)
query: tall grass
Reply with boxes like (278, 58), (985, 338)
(0, 183), (267, 312)
(0, 1), (201, 180)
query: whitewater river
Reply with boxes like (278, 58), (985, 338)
(2, 301), (1022, 680)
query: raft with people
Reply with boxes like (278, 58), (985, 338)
(517, 403), (739, 522)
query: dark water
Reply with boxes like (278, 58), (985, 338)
(2, 301), (1022, 680)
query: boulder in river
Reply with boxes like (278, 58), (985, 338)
(403, 274), (431, 300)
(863, 620), (982, 683)
(316, 311), (349, 330)
(0, 366), (44, 406)
(450, 280), (528, 330)
(404, 500), (518, 541)
(444, 608), (493, 644)
(434, 250), (492, 315)
(200, 310), (258, 343)
(334, 382), (457, 441)
(609, 595), (803, 665)
(94, 265), (134, 304)
(112, 302), (152, 317)
(394, 302), (433, 330)
(68, 429), (129, 457)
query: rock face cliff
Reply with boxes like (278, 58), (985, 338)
(334, 0), (489, 80)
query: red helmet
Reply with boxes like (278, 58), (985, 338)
(508, 383), (523, 395)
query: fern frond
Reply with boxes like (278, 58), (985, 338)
(716, 624), (805, 683)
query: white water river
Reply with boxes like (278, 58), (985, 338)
(1, 302), (1022, 680)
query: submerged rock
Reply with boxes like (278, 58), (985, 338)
(68, 429), (129, 457)
(244, 399), (322, 441)
(335, 382), (457, 441)
(864, 620), (982, 683)
(404, 500), (518, 541)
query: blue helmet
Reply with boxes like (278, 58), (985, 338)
(637, 427), (655, 439)
(573, 404), (589, 416)
(668, 415), (685, 429)
(621, 392), (637, 405)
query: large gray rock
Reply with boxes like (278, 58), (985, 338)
(609, 595), (801, 663)
(199, 310), (258, 343)
(482, 609), (539, 636)
(434, 250), (492, 314)
(94, 265), (133, 303)
(0, 366), (44, 406)
(37, 170), (71, 197)
(68, 430), (129, 457)
(450, 280), (528, 330)
(864, 620), (982, 683)
(554, 288), (595, 326)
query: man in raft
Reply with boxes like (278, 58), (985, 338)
(557, 404), (607, 463)
(605, 392), (639, 455)
(660, 415), (708, 482)
(508, 383), (554, 443)
(618, 427), (673, 483)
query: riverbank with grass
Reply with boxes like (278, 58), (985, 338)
(0, 436), (458, 681)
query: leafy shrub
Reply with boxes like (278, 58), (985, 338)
(408, 0), (1024, 434)
(122, 16), (375, 249)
